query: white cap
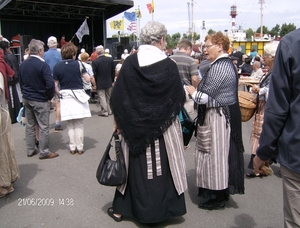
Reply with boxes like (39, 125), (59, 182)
(105, 48), (109, 53)
(124, 49), (128, 53)
(47, 36), (57, 48)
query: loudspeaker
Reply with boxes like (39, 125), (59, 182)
(116, 45), (123, 59)
(120, 37), (129, 46)
(106, 37), (118, 44)
(117, 45), (123, 53)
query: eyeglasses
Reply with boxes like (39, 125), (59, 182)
(204, 44), (215, 49)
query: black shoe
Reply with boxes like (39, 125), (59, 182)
(55, 125), (63, 132)
(224, 192), (230, 201)
(27, 150), (38, 157)
(246, 171), (265, 178)
(107, 207), (122, 222)
(198, 199), (225, 210)
(35, 139), (39, 148)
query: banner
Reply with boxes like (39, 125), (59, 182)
(110, 19), (124, 30)
(135, 8), (142, 18)
(127, 22), (137, 33)
(146, 1), (154, 14)
(124, 12), (136, 22)
(75, 18), (89, 43)
(0, 0), (11, 10)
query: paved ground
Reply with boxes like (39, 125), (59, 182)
(0, 103), (283, 228)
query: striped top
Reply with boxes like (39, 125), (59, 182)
(171, 52), (198, 85)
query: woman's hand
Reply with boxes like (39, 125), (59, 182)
(252, 85), (260, 94)
(185, 85), (196, 96)
(113, 120), (121, 135)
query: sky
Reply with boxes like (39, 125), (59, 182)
(107, 0), (300, 37)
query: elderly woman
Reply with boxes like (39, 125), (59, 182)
(186, 32), (244, 210)
(79, 52), (96, 96)
(53, 43), (91, 155)
(0, 48), (19, 197)
(246, 41), (279, 178)
(108, 21), (187, 224)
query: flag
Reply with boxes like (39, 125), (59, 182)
(110, 19), (124, 30)
(75, 18), (89, 43)
(135, 8), (142, 18)
(146, 1), (154, 14)
(127, 22), (137, 33)
(124, 12), (136, 22)
(0, 0), (11, 10)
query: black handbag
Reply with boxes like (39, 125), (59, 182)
(178, 107), (196, 146)
(96, 132), (126, 186)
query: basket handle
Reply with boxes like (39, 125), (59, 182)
(238, 82), (255, 87)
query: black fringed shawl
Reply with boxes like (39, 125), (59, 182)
(198, 57), (245, 194)
(110, 53), (185, 156)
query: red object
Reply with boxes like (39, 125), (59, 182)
(146, 2), (154, 14)
(11, 34), (20, 47)
(90, 51), (98, 61)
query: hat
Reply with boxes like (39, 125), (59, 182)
(231, 56), (239, 61)
(47, 36), (57, 48)
(105, 48), (109, 53)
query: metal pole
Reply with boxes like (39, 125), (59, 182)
(259, 0), (264, 38)
(103, 10), (106, 47)
(191, 0), (194, 43)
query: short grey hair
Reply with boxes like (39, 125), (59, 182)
(96, 45), (104, 55)
(140, 21), (167, 45)
(264, 41), (279, 57)
(47, 36), (58, 48)
(29, 39), (44, 55)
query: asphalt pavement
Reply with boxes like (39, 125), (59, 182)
(0, 102), (283, 228)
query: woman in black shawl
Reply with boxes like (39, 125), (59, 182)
(186, 32), (244, 210)
(108, 21), (187, 224)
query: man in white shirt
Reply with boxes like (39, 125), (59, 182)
(249, 61), (264, 79)
(240, 61), (264, 80)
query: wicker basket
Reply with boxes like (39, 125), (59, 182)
(238, 91), (257, 122)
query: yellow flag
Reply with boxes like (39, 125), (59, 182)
(110, 19), (124, 30)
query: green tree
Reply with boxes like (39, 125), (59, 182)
(180, 32), (199, 43)
(207, 29), (216, 35)
(165, 34), (173, 49)
(255, 25), (269, 34)
(171, 32), (181, 45)
(280, 23), (296, 37)
(245, 28), (254, 39)
(269, 24), (280, 37)
(165, 33), (181, 49)
(182, 33), (188, 39)
(129, 33), (137, 41)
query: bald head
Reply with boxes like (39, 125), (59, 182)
(253, 61), (261, 68)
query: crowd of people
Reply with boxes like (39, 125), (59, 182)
(0, 23), (300, 227)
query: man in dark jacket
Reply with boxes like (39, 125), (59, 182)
(254, 29), (300, 227)
(92, 45), (115, 117)
(19, 39), (58, 159)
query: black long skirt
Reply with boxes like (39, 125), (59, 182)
(112, 135), (186, 224)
